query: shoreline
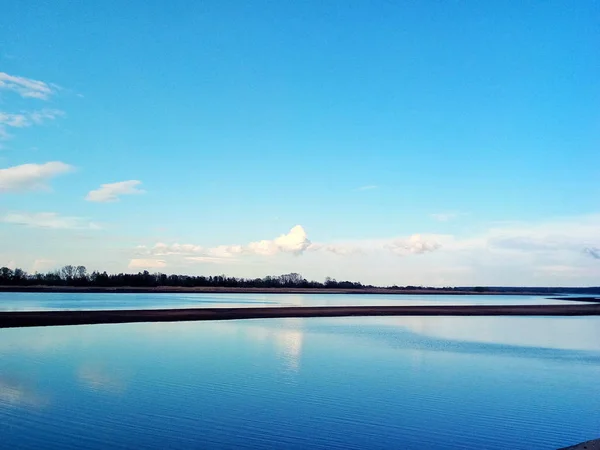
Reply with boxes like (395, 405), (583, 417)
(2, 304), (600, 328)
(0, 285), (562, 295)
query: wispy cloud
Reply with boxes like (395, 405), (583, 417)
(128, 258), (167, 269)
(0, 162), (74, 192)
(584, 247), (600, 260)
(309, 243), (365, 256)
(86, 180), (145, 202)
(0, 72), (56, 100)
(356, 185), (378, 191)
(0, 109), (64, 140)
(185, 256), (239, 264)
(2, 212), (101, 230)
(32, 259), (57, 273)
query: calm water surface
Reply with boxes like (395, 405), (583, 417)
(1, 304), (599, 449)
(0, 292), (586, 311)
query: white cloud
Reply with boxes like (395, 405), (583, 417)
(185, 256), (239, 264)
(272, 225), (312, 255)
(125, 214), (600, 285)
(0, 162), (74, 192)
(28, 109), (64, 124)
(208, 245), (244, 258)
(0, 72), (56, 100)
(0, 112), (29, 128)
(308, 243), (364, 256)
(143, 225), (312, 260)
(244, 226), (311, 256)
(2, 212), (101, 230)
(32, 259), (57, 273)
(0, 109), (64, 140)
(153, 243), (205, 256)
(86, 180), (145, 202)
(385, 234), (442, 256)
(128, 258), (167, 269)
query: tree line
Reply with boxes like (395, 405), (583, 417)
(0, 265), (376, 289)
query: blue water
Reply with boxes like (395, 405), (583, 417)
(1, 303), (599, 449)
(0, 292), (586, 311)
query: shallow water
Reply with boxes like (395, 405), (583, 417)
(1, 311), (599, 449)
(0, 292), (586, 312)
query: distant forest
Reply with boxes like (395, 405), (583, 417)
(0, 265), (383, 289)
(0, 265), (369, 289)
(0, 265), (598, 294)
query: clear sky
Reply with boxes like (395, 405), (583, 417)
(0, 1), (598, 286)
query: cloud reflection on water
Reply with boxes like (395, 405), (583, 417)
(0, 376), (47, 409)
(77, 363), (127, 393)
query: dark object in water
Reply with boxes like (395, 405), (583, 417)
(558, 438), (600, 449)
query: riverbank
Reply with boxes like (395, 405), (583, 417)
(0, 285), (555, 295)
(2, 303), (600, 328)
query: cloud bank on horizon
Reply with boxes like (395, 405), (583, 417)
(0, 0), (598, 286)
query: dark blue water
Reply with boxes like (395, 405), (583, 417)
(1, 311), (599, 449)
(0, 292), (584, 311)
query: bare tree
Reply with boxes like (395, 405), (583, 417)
(60, 265), (75, 281)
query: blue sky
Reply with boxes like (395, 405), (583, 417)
(0, 1), (599, 285)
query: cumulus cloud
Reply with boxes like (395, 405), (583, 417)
(86, 180), (145, 202)
(0, 162), (74, 192)
(231, 225), (311, 256)
(128, 258), (167, 269)
(272, 225), (312, 254)
(385, 234), (442, 256)
(2, 212), (101, 230)
(0, 72), (56, 100)
(143, 226), (312, 260)
(584, 247), (600, 260)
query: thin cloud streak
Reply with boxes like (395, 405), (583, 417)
(2, 212), (101, 230)
(0, 72), (56, 100)
(128, 259), (167, 269)
(0, 109), (64, 140)
(584, 247), (600, 260)
(356, 185), (378, 191)
(86, 180), (145, 202)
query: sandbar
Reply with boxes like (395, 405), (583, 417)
(2, 304), (600, 328)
